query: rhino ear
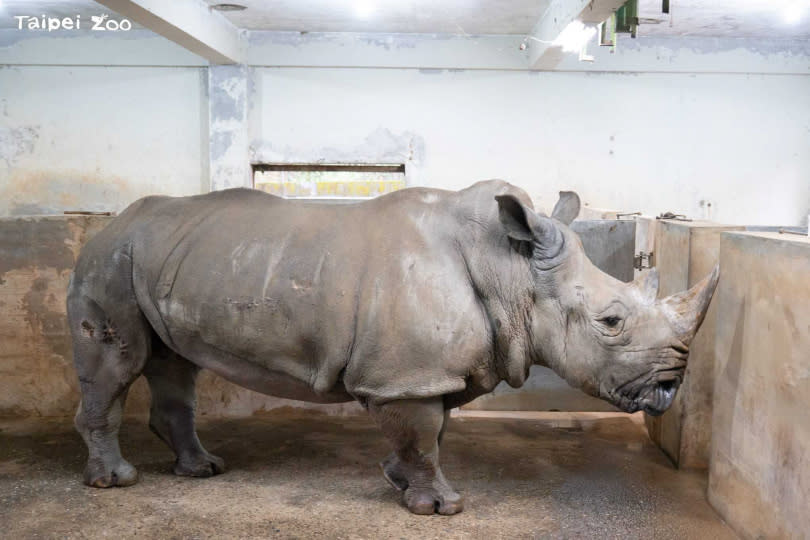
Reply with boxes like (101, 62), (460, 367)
(495, 195), (565, 260)
(495, 194), (542, 242)
(551, 191), (580, 225)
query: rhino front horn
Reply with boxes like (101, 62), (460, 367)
(661, 265), (720, 344)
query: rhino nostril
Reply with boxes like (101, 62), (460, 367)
(660, 380), (675, 393)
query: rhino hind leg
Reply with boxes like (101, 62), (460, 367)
(370, 398), (463, 515)
(69, 294), (151, 488)
(143, 342), (224, 477)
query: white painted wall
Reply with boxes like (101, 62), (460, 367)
(250, 67), (810, 226)
(1, 31), (808, 225)
(0, 65), (208, 216)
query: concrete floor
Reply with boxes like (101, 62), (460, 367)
(0, 410), (736, 539)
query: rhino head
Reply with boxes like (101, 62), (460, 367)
(495, 192), (719, 416)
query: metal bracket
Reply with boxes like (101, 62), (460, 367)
(634, 251), (655, 271)
(656, 212), (691, 222)
(779, 228), (807, 237)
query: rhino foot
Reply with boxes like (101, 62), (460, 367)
(173, 452), (226, 478)
(83, 456), (139, 488)
(404, 485), (464, 516)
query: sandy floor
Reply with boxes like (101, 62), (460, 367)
(0, 410), (736, 539)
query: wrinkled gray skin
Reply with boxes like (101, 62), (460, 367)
(67, 180), (719, 515)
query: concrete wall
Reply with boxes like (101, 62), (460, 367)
(570, 220), (636, 283)
(0, 65), (209, 216)
(0, 216), (110, 416)
(644, 220), (744, 468)
(708, 231), (810, 539)
(0, 216), (359, 417)
(249, 67), (810, 225)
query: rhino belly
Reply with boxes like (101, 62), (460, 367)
(171, 331), (354, 403)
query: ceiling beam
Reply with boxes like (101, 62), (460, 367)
(94, 0), (246, 64)
(527, 0), (627, 70)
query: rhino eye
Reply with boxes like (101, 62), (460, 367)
(600, 316), (622, 328)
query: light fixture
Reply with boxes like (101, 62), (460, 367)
(354, 0), (375, 18)
(783, 1), (804, 24)
(211, 3), (247, 11)
(553, 21), (597, 54)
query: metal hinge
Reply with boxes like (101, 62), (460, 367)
(634, 251), (655, 271)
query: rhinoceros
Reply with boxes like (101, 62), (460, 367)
(67, 180), (718, 515)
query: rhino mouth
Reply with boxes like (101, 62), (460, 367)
(607, 366), (684, 416)
(640, 379), (680, 417)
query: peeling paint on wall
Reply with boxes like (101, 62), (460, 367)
(0, 126), (39, 167)
(209, 64), (250, 191)
(0, 169), (133, 216)
(0, 66), (207, 216)
(623, 36), (810, 56)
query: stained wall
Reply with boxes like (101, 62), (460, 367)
(0, 65), (209, 216)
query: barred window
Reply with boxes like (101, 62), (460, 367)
(252, 164), (405, 201)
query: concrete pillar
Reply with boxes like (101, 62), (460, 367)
(208, 64), (251, 191)
(645, 219), (744, 468)
(708, 231), (810, 539)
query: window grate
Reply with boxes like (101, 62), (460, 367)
(252, 163), (406, 200)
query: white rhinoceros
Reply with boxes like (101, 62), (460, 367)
(67, 180), (718, 515)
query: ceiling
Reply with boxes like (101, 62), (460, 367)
(209, 0), (810, 38)
(0, 0), (808, 39)
(205, 0), (549, 35)
(637, 0), (810, 39)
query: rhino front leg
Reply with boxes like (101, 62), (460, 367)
(369, 398), (463, 515)
(143, 342), (224, 477)
(380, 409), (451, 492)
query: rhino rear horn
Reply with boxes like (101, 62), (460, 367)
(661, 265), (720, 344)
(551, 191), (581, 225)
